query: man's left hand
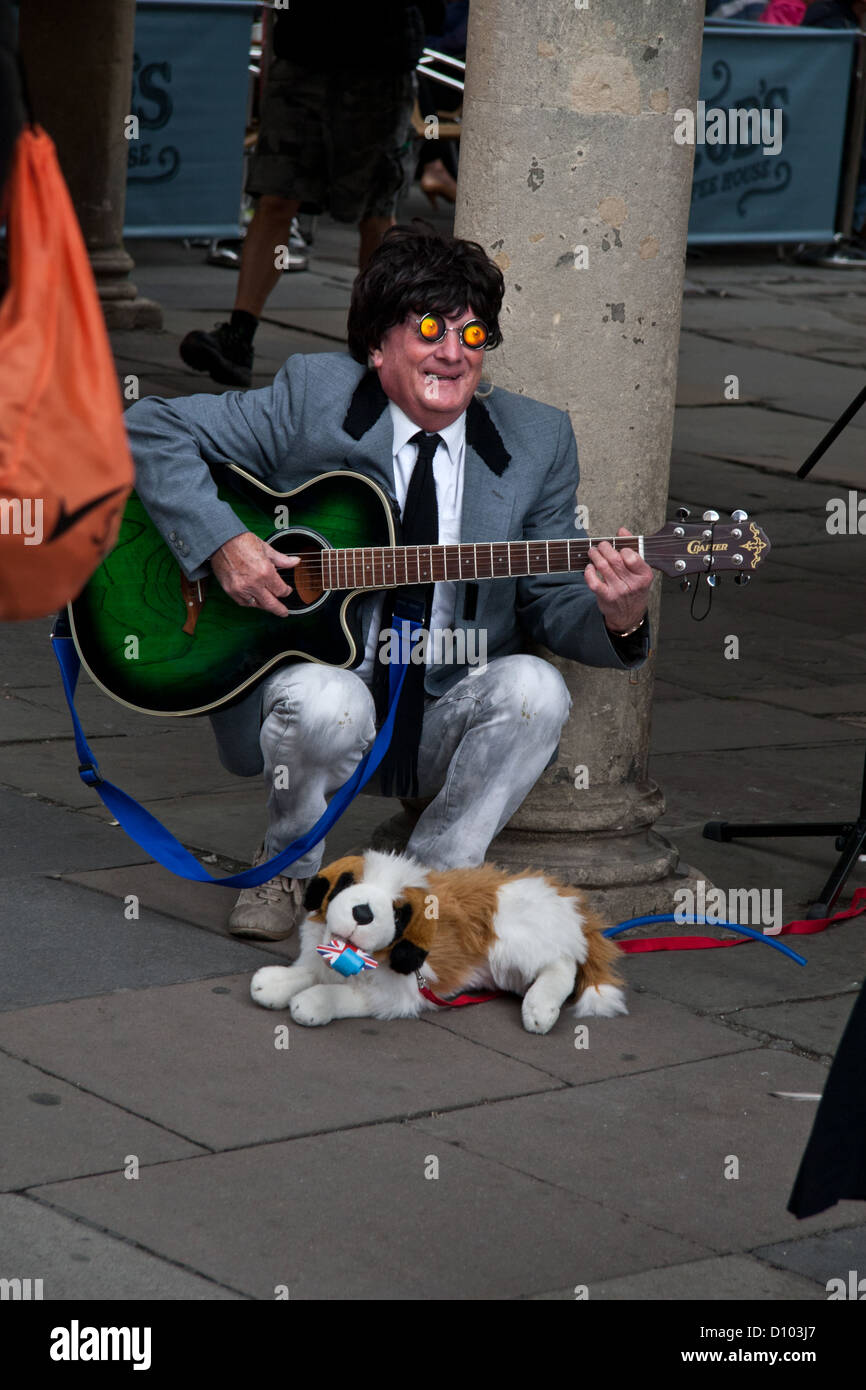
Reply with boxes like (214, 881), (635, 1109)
(585, 527), (653, 636)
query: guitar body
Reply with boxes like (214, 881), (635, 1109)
(69, 468), (396, 716)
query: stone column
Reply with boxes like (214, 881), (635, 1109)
(453, 0), (706, 918)
(18, 0), (161, 328)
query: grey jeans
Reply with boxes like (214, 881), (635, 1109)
(210, 655), (572, 876)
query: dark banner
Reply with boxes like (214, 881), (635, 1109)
(123, 1), (257, 238)
(688, 22), (859, 245)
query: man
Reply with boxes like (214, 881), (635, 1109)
(127, 224), (653, 941)
(179, 2), (440, 387)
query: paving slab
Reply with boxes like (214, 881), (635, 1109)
(76, 782), (398, 868)
(4, 683), (182, 740)
(734, 992), (860, 1062)
(767, 539), (866, 584)
(530, 1253), (825, 1300)
(0, 1052), (205, 1191)
(409, 1050), (865, 1251)
(61, 790), (406, 947)
(653, 713), (863, 814)
(0, 876), (272, 1012)
(0, 617), (63, 688)
(28, 1123), (709, 1300)
(626, 912), (865, 1014)
(0, 692), (85, 744)
(674, 405), (866, 488)
(676, 330), (866, 424)
(653, 625), (866, 696)
(755, 1223), (866, 1292)
(261, 307), (350, 342)
(0, 1194), (242, 1300)
(423, 986), (754, 1083)
(0, 974), (565, 1150)
(743, 685), (866, 719)
(671, 450), (826, 516)
(651, 697), (851, 756)
(0, 727), (238, 811)
(0, 789), (149, 877)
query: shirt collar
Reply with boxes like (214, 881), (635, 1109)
(388, 401), (466, 466)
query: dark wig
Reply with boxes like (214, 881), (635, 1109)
(347, 221), (504, 364)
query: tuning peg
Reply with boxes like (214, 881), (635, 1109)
(675, 506), (690, 521)
(731, 509), (748, 522)
(702, 509), (720, 523)
(734, 572), (751, 586)
(706, 573), (720, 587)
(679, 577), (692, 592)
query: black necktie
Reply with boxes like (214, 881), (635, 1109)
(373, 430), (441, 797)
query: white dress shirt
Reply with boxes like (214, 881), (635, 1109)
(353, 402), (467, 684)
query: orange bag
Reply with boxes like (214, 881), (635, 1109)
(0, 125), (133, 620)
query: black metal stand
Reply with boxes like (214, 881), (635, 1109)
(704, 749), (866, 919)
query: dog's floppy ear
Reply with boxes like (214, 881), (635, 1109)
(388, 886), (436, 975)
(303, 875), (330, 914)
(389, 937), (429, 976)
(302, 856), (365, 918)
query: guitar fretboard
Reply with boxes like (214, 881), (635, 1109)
(321, 536), (642, 590)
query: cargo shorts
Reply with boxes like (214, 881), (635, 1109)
(246, 58), (416, 222)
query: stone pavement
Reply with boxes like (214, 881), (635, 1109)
(2, 198), (866, 1300)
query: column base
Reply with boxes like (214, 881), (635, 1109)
(100, 295), (163, 330)
(89, 247), (164, 329)
(369, 811), (713, 921)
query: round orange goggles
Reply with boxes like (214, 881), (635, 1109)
(413, 312), (489, 350)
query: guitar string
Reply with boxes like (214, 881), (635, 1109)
(283, 536), (757, 587)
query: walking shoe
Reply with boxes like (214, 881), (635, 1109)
(179, 321), (253, 387)
(227, 844), (308, 941)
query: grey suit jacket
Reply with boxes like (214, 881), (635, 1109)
(126, 352), (649, 771)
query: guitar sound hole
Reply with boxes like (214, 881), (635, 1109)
(267, 530), (326, 611)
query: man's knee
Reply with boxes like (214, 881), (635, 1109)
(476, 654), (571, 732)
(262, 664), (376, 751)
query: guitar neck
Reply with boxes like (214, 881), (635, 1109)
(321, 536), (642, 590)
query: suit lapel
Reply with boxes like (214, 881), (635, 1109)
(340, 369), (395, 495)
(460, 395), (515, 543)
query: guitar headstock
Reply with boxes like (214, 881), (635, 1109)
(647, 509), (770, 580)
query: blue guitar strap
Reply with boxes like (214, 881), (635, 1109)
(50, 615), (417, 889)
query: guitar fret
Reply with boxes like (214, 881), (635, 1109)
(330, 534), (648, 591)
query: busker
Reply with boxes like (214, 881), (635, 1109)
(126, 222), (653, 940)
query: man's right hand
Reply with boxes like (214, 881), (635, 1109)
(210, 532), (300, 617)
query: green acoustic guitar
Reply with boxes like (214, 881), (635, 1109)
(69, 466), (771, 717)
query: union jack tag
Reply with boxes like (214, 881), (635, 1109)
(316, 937), (379, 976)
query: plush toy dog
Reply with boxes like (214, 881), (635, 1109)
(250, 850), (626, 1034)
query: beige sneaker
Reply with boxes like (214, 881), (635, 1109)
(227, 844), (308, 941)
